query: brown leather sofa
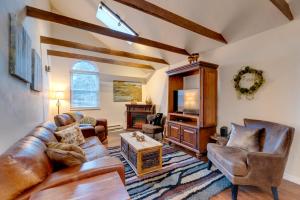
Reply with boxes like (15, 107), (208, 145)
(0, 121), (124, 200)
(54, 112), (108, 143)
(207, 119), (294, 200)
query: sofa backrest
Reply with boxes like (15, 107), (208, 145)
(244, 119), (294, 154)
(0, 135), (53, 200)
(54, 113), (75, 127)
(0, 122), (58, 200)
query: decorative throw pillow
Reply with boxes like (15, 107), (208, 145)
(80, 116), (97, 126)
(227, 123), (260, 152)
(56, 122), (79, 131)
(47, 142), (85, 156)
(46, 148), (86, 166)
(153, 113), (163, 126)
(55, 126), (85, 145)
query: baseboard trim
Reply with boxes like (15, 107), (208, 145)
(284, 173), (300, 185)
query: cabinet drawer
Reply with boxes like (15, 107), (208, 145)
(168, 122), (181, 142)
(181, 126), (197, 149)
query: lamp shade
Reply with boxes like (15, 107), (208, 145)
(54, 91), (64, 99)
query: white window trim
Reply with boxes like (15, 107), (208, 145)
(70, 64), (100, 110)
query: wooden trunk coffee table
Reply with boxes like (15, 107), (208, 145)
(120, 132), (163, 177)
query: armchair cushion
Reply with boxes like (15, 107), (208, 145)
(208, 143), (248, 176)
(142, 124), (163, 134)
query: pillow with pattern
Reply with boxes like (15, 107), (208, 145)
(56, 122), (79, 131)
(47, 142), (85, 156)
(80, 116), (97, 126)
(46, 148), (86, 167)
(55, 126), (85, 145)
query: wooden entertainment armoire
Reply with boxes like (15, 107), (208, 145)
(165, 61), (218, 158)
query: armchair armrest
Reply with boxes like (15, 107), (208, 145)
(96, 119), (107, 127)
(80, 126), (97, 138)
(246, 152), (285, 186)
(35, 156), (125, 192)
(96, 119), (108, 138)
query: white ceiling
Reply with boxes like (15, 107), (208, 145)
(48, 0), (300, 67)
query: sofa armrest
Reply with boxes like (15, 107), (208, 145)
(35, 156), (125, 192)
(247, 152), (285, 186)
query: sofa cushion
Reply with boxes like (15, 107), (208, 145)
(55, 126), (85, 145)
(208, 143), (248, 176)
(80, 136), (102, 149)
(54, 114), (74, 127)
(28, 127), (58, 143)
(0, 136), (52, 200)
(142, 124), (163, 134)
(46, 148), (86, 167)
(227, 123), (260, 152)
(84, 145), (109, 161)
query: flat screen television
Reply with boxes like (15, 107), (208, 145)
(174, 89), (199, 115)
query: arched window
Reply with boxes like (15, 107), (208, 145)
(71, 61), (100, 109)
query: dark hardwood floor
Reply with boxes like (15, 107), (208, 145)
(105, 131), (300, 200)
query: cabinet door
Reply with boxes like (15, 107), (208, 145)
(168, 123), (181, 142)
(181, 126), (197, 149)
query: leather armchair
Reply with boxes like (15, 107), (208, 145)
(207, 119), (294, 200)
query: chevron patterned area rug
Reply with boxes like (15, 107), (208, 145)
(108, 145), (231, 200)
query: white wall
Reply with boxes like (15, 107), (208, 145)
(146, 20), (300, 184)
(0, 0), (51, 153)
(199, 19), (300, 184)
(146, 67), (169, 114)
(48, 22), (149, 126)
(49, 56), (148, 126)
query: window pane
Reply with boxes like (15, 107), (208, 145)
(72, 91), (98, 108)
(72, 73), (99, 91)
(96, 3), (137, 36)
(73, 61), (97, 72)
(71, 61), (100, 109)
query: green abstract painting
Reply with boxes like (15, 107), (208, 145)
(113, 81), (142, 102)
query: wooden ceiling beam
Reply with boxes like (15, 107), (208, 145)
(41, 36), (169, 64)
(47, 50), (155, 70)
(270, 0), (294, 20)
(26, 6), (189, 55)
(113, 0), (227, 44)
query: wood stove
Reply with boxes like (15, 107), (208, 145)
(126, 104), (155, 130)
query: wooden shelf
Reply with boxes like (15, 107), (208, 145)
(169, 112), (199, 119)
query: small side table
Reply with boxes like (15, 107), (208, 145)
(30, 172), (130, 200)
(210, 134), (229, 146)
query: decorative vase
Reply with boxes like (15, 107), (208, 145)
(145, 96), (152, 105)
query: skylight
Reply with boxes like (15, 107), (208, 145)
(96, 2), (138, 44)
